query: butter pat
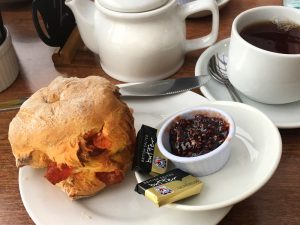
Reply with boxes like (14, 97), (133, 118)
(135, 168), (203, 207)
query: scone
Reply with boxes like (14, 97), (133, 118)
(8, 76), (136, 199)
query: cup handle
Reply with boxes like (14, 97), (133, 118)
(179, 0), (219, 53)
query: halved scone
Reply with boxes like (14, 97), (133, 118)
(8, 76), (135, 199)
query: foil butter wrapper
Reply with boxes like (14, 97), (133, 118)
(151, 144), (168, 175)
(132, 125), (168, 175)
(135, 168), (203, 207)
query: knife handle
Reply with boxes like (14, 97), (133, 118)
(0, 98), (27, 112)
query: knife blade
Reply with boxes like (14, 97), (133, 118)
(0, 75), (210, 111)
(119, 75), (210, 97)
(0, 97), (28, 112)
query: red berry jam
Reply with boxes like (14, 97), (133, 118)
(169, 114), (229, 157)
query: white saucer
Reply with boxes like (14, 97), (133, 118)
(136, 101), (282, 211)
(19, 92), (233, 225)
(195, 38), (300, 129)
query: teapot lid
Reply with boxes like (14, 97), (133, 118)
(97, 0), (170, 13)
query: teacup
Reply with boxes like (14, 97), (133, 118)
(227, 6), (300, 104)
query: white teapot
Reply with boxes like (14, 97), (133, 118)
(65, 0), (219, 82)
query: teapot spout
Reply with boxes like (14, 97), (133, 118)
(65, 0), (98, 54)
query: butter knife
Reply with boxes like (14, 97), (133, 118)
(0, 75), (210, 112)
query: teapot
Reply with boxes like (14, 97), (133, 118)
(65, 0), (219, 82)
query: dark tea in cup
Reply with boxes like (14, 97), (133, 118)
(239, 20), (300, 54)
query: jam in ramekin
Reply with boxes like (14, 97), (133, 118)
(169, 114), (229, 157)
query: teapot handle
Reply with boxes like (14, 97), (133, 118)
(179, 0), (219, 53)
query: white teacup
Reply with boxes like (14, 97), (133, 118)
(227, 6), (300, 104)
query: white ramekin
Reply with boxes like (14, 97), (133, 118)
(157, 106), (236, 177)
(0, 26), (19, 92)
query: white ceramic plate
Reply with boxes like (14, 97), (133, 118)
(136, 100), (282, 211)
(195, 38), (300, 129)
(177, 0), (231, 17)
(19, 92), (234, 225)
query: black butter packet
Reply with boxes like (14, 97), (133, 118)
(132, 124), (168, 175)
(132, 125), (157, 173)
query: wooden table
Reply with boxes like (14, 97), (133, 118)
(1, 0), (299, 224)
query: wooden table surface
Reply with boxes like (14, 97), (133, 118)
(1, 0), (300, 224)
